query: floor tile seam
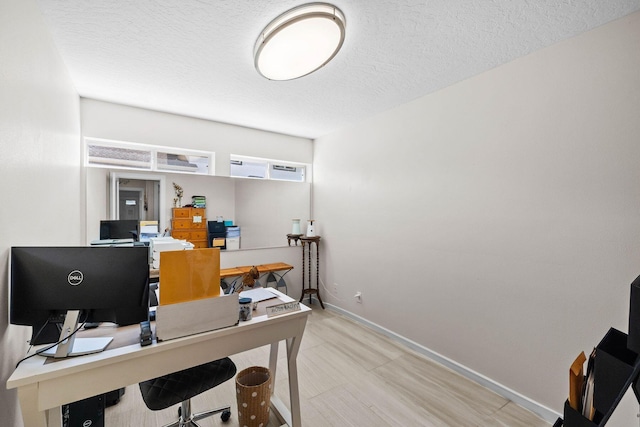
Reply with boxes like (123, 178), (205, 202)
(305, 338), (389, 374)
(322, 310), (409, 350)
(368, 380), (496, 427)
(374, 352), (469, 387)
(488, 400), (550, 426)
(297, 336), (331, 356)
(317, 340), (396, 373)
(369, 361), (507, 422)
(307, 383), (395, 427)
(472, 399), (513, 426)
(310, 329), (405, 366)
(343, 376), (445, 425)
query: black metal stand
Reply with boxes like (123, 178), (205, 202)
(555, 328), (640, 426)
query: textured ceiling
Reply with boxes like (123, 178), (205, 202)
(35, 0), (640, 139)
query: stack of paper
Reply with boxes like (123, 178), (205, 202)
(239, 287), (278, 303)
(150, 237), (193, 269)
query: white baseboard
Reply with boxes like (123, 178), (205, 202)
(321, 300), (561, 424)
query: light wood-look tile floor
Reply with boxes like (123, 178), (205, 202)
(106, 303), (550, 426)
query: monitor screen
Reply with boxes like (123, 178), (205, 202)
(10, 246), (150, 353)
(99, 220), (139, 240)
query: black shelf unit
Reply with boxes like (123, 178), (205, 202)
(556, 328), (640, 426)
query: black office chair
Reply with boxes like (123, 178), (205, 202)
(139, 357), (236, 427)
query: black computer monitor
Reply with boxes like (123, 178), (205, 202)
(629, 274), (640, 354)
(99, 220), (139, 241)
(10, 246), (149, 357)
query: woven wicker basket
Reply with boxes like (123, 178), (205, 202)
(236, 366), (272, 427)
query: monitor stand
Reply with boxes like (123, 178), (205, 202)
(40, 310), (113, 358)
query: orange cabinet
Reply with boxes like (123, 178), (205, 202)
(171, 207), (208, 248)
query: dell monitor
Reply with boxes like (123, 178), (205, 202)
(629, 274), (640, 354)
(10, 246), (149, 358)
(99, 220), (139, 241)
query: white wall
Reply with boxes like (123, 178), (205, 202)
(235, 179), (311, 249)
(314, 11), (640, 424)
(0, 0), (82, 425)
(81, 99), (312, 176)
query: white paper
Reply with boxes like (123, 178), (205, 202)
(239, 287), (278, 303)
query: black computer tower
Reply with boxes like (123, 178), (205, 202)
(105, 388), (125, 407)
(62, 394), (104, 427)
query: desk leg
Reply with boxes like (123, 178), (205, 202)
(269, 341), (279, 393)
(268, 320), (306, 427)
(17, 384), (47, 427)
(286, 334), (303, 427)
(269, 341), (293, 427)
(46, 408), (62, 427)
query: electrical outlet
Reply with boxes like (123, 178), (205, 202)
(354, 291), (362, 303)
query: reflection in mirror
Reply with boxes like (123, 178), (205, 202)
(95, 171), (309, 249)
(235, 179), (311, 249)
(110, 172), (166, 228)
(117, 180), (159, 221)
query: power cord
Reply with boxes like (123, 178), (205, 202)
(318, 277), (347, 302)
(27, 320), (54, 353)
(16, 315), (88, 368)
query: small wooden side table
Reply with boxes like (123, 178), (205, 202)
(299, 235), (324, 309)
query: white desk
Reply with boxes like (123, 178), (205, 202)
(7, 290), (310, 427)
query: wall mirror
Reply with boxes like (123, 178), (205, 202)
(92, 170), (310, 249)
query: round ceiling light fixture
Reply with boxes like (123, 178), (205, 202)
(254, 3), (346, 81)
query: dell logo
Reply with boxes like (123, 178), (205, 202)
(82, 420), (92, 427)
(68, 270), (84, 286)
